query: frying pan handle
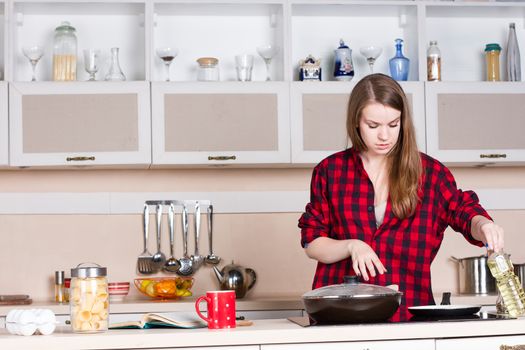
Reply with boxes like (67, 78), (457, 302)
(440, 292), (451, 305)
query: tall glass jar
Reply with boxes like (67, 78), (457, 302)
(485, 43), (501, 82)
(53, 21), (77, 81)
(70, 263), (109, 333)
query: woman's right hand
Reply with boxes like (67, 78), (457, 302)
(347, 239), (387, 281)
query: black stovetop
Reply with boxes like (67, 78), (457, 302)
(288, 312), (514, 327)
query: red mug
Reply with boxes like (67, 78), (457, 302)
(195, 290), (236, 329)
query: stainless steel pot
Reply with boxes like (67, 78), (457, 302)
(451, 255), (496, 295)
(514, 263), (525, 289)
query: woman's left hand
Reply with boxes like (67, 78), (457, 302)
(472, 215), (504, 252)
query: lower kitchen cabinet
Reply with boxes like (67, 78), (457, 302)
(8, 81), (152, 168)
(436, 335), (525, 350)
(0, 82), (8, 167)
(261, 339), (434, 350)
(425, 82), (525, 166)
(133, 347), (258, 350)
(151, 82), (290, 166)
(290, 81), (426, 165)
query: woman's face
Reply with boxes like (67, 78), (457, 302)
(358, 102), (401, 157)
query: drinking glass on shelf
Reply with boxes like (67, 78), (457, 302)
(22, 45), (44, 82)
(359, 46), (383, 74)
(235, 54), (254, 81)
(156, 47), (178, 82)
(83, 49), (100, 81)
(256, 44), (279, 81)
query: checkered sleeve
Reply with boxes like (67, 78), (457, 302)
(438, 165), (491, 247)
(298, 163), (332, 248)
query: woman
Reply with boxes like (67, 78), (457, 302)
(298, 73), (504, 319)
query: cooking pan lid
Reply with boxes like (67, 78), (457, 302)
(302, 276), (402, 299)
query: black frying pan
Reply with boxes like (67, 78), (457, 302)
(408, 304), (482, 317)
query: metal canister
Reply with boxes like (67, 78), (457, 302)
(70, 263), (108, 333)
(333, 39), (354, 81)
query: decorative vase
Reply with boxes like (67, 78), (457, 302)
(105, 47), (126, 81)
(389, 38), (409, 81)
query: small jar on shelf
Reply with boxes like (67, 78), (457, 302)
(485, 43), (501, 82)
(197, 57), (220, 82)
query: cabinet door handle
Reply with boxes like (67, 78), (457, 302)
(479, 153), (507, 159)
(208, 155), (237, 161)
(500, 345), (525, 350)
(66, 156), (96, 162)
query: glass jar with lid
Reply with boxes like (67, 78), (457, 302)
(53, 21), (77, 81)
(70, 263), (109, 333)
(485, 43), (501, 82)
(196, 57), (220, 81)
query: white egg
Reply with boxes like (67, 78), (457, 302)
(6, 322), (18, 335)
(18, 310), (36, 325)
(18, 323), (37, 336)
(37, 322), (56, 335)
(6, 309), (19, 323)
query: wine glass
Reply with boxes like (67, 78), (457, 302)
(83, 49), (100, 81)
(22, 46), (44, 82)
(156, 47), (179, 82)
(256, 44), (279, 81)
(359, 46), (383, 74)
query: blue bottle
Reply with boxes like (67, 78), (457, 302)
(389, 38), (410, 81)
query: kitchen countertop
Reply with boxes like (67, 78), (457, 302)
(0, 293), (497, 317)
(1, 316), (525, 350)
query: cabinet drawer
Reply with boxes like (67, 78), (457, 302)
(263, 339), (434, 350)
(436, 335), (525, 350)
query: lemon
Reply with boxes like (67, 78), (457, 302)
(140, 279), (152, 291)
(145, 282), (157, 297)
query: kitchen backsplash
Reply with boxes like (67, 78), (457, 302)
(0, 167), (524, 301)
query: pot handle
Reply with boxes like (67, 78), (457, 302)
(246, 268), (257, 291)
(450, 256), (460, 263)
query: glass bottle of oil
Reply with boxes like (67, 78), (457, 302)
(487, 251), (525, 317)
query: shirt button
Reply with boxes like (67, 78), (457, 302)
(367, 206), (373, 212)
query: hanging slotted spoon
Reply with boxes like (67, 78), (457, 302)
(177, 205), (194, 276)
(151, 203), (166, 271)
(136, 204), (155, 274)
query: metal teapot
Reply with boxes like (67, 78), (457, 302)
(212, 261), (257, 299)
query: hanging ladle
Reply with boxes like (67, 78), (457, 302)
(205, 205), (221, 265)
(151, 203), (166, 270)
(190, 201), (204, 270)
(163, 203), (181, 273)
(177, 204), (194, 276)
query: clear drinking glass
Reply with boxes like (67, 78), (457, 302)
(156, 47), (178, 82)
(22, 46), (44, 82)
(256, 45), (279, 81)
(83, 49), (100, 81)
(235, 54), (254, 81)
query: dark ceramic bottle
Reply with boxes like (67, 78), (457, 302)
(389, 38), (409, 81)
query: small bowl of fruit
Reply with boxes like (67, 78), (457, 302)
(134, 277), (193, 299)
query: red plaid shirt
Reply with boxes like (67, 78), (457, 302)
(299, 148), (490, 320)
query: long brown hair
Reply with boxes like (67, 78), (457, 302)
(346, 73), (422, 219)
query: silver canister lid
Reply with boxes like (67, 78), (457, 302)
(71, 263), (107, 278)
(55, 270), (65, 284)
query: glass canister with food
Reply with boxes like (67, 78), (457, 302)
(53, 21), (77, 81)
(70, 263), (109, 333)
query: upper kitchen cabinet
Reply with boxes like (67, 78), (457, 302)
(425, 82), (525, 166)
(423, 2), (525, 82)
(151, 2), (285, 82)
(291, 81), (425, 165)
(9, 81), (151, 168)
(151, 82), (290, 166)
(9, 1), (146, 82)
(290, 3), (419, 82)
